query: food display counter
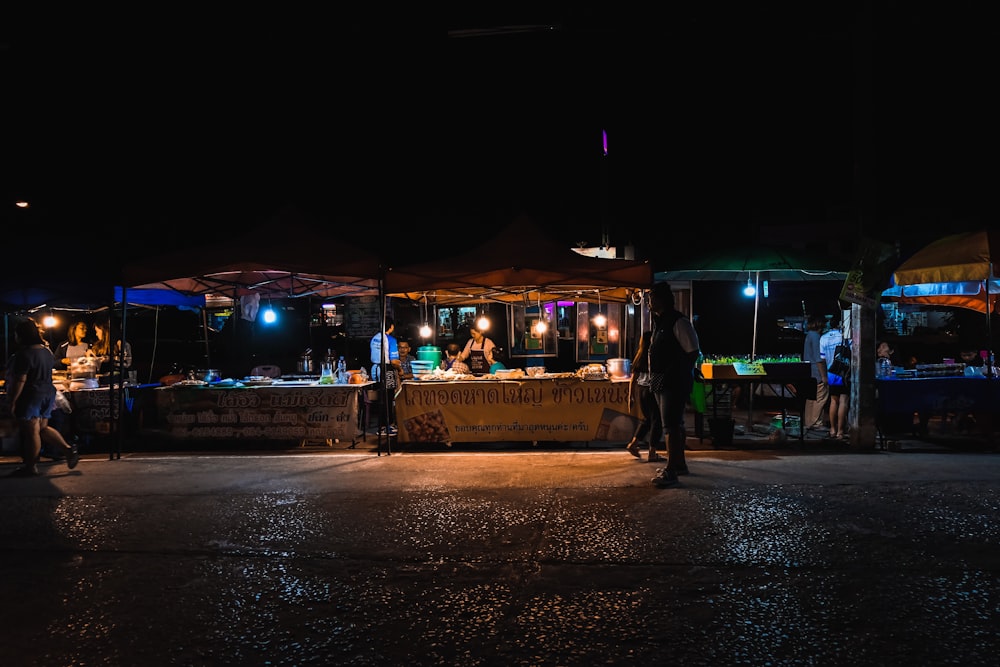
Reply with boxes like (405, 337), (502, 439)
(394, 375), (638, 444)
(143, 380), (374, 444)
(67, 386), (130, 437)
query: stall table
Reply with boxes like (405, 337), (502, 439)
(699, 361), (816, 442)
(394, 376), (638, 444)
(876, 376), (999, 446)
(144, 381), (374, 445)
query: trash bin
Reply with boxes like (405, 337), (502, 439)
(708, 417), (735, 446)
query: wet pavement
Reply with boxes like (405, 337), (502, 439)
(2, 433), (1000, 666)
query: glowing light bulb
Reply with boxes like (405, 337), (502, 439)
(262, 308), (277, 324)
(43, 315), (58, 328)
(593, 312), (607, 328)
(743, 279), (756, 297)
(477, 316), (490, 331)
(534, 319), (548, 335)
(419, 323), (432, 338)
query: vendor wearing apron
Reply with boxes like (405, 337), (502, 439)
(459, 327), (496, 375)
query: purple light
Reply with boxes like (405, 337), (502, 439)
(602, 129), (608, 156)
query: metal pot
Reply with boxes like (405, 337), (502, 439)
(606, 358), (631, 379)
(297, 355), (313, 374)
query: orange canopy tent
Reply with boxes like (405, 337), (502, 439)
(383, 215), (653, 306)
(884, 230), (1000, 314)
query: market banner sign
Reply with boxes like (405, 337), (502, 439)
(840, 238), (897, 309)
(395, 379), (639, 444)
(150, 385), (367, 443)
(69, 388), (123, 436)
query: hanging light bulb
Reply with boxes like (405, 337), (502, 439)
(533, 296), (547, 334)
(419, 294), (432, 338)
(262, 299), (277, 324)
(43, 312), (58, 329)
(592, 290), (606, 328)
(477, 313), (490, 331)
(743, 273), (756, 298)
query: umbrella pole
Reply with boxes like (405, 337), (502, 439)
(747, 272), (761, 431)
(752, 271), (760, 361)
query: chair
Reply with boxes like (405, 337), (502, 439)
(251, 365), (282, 378)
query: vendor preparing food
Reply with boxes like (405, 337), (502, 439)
(54, 320), (90, 369)
(458, 326), (497, 375)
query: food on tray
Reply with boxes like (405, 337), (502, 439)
(414, 369), (474, 381)
(576, 364), (609, 380)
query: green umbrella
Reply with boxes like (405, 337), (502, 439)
(657, 244), (849, 359)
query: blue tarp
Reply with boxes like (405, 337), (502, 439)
(114, 287), (206, 309)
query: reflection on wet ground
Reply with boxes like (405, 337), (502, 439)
(2, 450), (1000, 665)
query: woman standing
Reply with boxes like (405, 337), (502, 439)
(91, 320), (133, 374)
(55, 319), (90, 369)
(458, 326), (497, 375)
(820, 318), (849, 439)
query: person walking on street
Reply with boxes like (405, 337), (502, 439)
(625, 330), (663, 462)
(645, 283), (701, 488)
(7, 319), (79, 477)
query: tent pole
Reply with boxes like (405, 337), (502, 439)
(202, 307), (211, 369)
(379, 269), (391, 456)
(114, 287), (128, 460)
(988, 265), (994, 378)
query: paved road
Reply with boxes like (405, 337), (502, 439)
(2, 445), (1000, 666)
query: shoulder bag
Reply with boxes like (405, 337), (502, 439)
(828, 340), (851, 378)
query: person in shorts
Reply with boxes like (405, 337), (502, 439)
(7, 319), (79, 477)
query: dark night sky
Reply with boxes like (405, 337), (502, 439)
(3, 5), (1000, 271)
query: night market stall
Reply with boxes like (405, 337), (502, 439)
(0, 265), (119, 456)
(118, 206), (387, 450)
(656, 244), (850, 442)
(383, 215), (655, 446)
(878, 229), (1000, 444)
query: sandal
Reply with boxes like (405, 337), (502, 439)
(625, 441), (641, 458)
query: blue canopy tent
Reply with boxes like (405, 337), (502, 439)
(114, 287), (206, 310)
